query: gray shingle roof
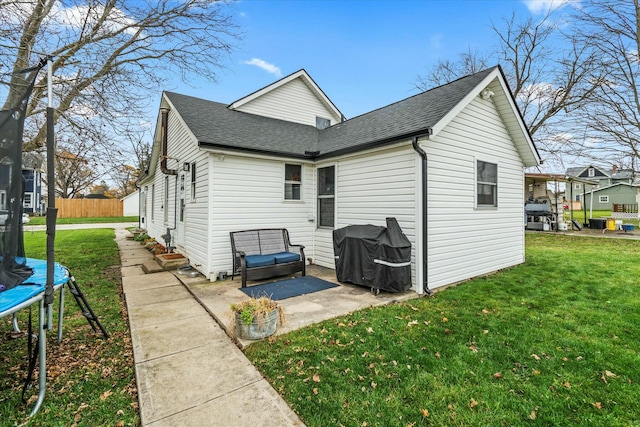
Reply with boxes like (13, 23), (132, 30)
(165, 66), (498, 159)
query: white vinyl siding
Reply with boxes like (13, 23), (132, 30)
(233, 78), (339, 126)
(426, 94), (525, 289)
(312, 146), (418, 291)
(208, 155), (315, 278)
(142, 107), (211, 276)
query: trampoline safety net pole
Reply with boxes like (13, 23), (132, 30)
(45, 56), (56, 308)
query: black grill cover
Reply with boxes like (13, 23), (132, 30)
(333, 217), (411, 292)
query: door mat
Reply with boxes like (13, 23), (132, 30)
(239, 276), (339, 301)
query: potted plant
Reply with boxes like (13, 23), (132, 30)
(230, 296), (283, 340)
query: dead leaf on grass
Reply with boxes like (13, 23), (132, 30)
(407, 320), (418, 327)
(493, 372), (503, 379)
(531, 354), (541, 361)
(529, 406), (539, 420)
(420, 408), (430, 417)
(469, 398), (478, 408)
(312, 373), (320, 383)
(592, 402), (602, 409)
(100, 390), (113, 401)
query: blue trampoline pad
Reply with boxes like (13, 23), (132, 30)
(0, 258), (69, 313)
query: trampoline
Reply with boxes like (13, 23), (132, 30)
(0, 258), (69, 414)
(1, 56), (107, 416)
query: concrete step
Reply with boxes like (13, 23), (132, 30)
(142, 261), (165, 274)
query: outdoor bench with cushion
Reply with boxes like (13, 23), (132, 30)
(230, 228), (305, 288)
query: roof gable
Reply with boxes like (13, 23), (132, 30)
(227, 69), (343, 126)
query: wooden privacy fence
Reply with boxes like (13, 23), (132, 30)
(55, 198), (123, 218)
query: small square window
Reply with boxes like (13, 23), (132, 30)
(599, 195), (609, 203)
(574, 183), (582, 190)
(316, 117), (331, 130)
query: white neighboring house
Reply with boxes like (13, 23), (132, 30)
(138, 66), (540, 294)
(121, 190), (139, 217)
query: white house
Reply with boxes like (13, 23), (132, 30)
(138, 66), (540, 294)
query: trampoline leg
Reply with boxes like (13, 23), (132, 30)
(30, 299), (47, 416)
(12, 313), (21, 333)
(57, 283), (65, 343)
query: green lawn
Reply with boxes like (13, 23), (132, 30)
(245, 234), (640, 426)
(0, 229), (138, 426)
(3, 231), (640, 426)
(26, 216), (139, 226)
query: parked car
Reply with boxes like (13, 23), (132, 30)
(0, 211), (31, 224)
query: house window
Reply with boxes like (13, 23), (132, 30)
(588, 168), (595, 177)
(574, 183), (582, 190)
(190, 161), (196, 202)
(23, 193), (32, 208)
(316, 117), (331, 130)
(284, 164), (302, 200)
(318, 166), (335, 228)
(477, 160), (497, 207)
(599, 195), (609, 203)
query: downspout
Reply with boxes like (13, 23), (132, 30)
(159, 106), (178, 250)
(159, 107), (177, 176)
(412, 134), (432, 295)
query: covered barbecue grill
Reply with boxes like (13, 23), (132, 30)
(333, 217), (411, 294)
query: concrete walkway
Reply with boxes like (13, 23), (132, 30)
(114, 227), (304, 427)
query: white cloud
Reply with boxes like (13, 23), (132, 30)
(243, 58), (282, 77)
(523, 0), (575, 14)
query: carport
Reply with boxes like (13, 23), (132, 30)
(525, 173), (595, 231)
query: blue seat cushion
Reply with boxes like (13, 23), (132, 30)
(244, 254), (276, 268)
(273, 252), (301, 264)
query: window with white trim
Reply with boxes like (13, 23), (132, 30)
(599, 195), (609, 203)
(477, 160), (497, 207)
(23, 193), (32, 208)
(318, 166), (335, 227)
(574, 183), (582, 190)
(284, 164), (302, 200)
(588, 168), (595, 177)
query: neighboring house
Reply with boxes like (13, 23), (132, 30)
(138, 66), (540, 294)
(566, 165), (638, 209)
(581, 183), (640, 211)
(22, 152), (44, 215)
(121, 190), (139, 216)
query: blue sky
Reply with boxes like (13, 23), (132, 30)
(167, 0), (563, 120)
